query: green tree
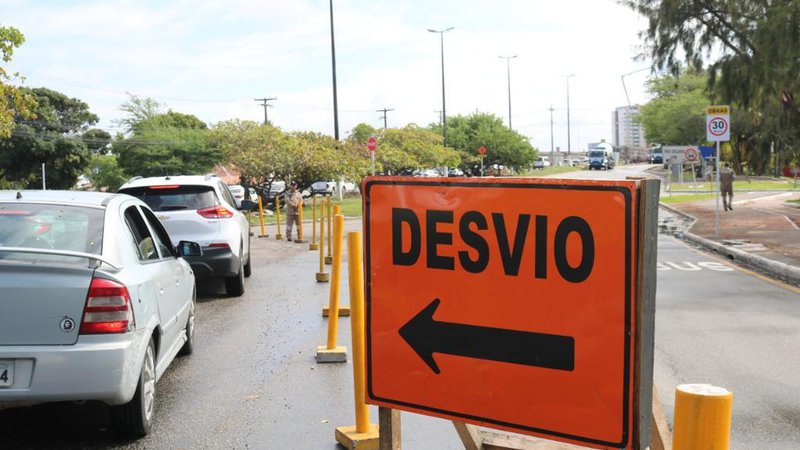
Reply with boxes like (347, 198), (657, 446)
(115, 113), (218, 177)
(209, 119), (293, 190)
(114, 94), (164, 133)
(0, 25), (36, 138)
(347, 123), (460, 175)
(639, 71), (710, 144)
(0, 87), (97, 189)
(82, 128), (112, 154)
(430, 112), (536, 173)
(624, 0), (800, 173)
(85, 153), (127, 191)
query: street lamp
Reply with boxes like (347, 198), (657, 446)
(563, 74), (575, 157)
(498, 55), (518, 130)
(329, 0), (340, 141)
(428, 27), (454, 147)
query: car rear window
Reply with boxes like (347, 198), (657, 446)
(119, 185), (218, 212)
(0, 203), (104, 261)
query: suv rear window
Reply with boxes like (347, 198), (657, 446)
(0, 203), (104, 262)
(119, 185), (218, 212)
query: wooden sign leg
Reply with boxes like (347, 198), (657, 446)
(453, 421), (483, 450)
(379, 407), (401, 450)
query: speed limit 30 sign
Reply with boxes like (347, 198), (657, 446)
(706, 105), (730, 142)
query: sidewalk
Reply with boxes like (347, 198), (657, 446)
(661, 190), (800, 284)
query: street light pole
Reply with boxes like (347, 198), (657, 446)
(564, 74), (575, 157)
(549, 105), (554, 162)
(329, 0), (340, 140)
(429, 27), (453, 147)
(498, 55), (518, 130)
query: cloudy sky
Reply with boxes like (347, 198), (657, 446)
(2, 0), (653, 152)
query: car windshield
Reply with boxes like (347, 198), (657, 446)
(119, 185), (218, 212)
(0, 203), (104, 263)
(588, 151), (605, 158)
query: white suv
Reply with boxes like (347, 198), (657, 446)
(119, 175), (252, 296)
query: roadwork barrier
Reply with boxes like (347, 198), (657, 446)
(316, 214), (345, 363)
(673, 384), (733, 450)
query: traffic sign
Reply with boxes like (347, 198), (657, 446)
(706, 105), (730, 142)
(477, 146), (486, 156)
(684, 147), (699, 162)
(368, 136), (377, 152)
(363, 177), (648, 448)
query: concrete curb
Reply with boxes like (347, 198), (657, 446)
(659, 203), (800, 285)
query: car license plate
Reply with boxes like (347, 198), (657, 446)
(0, 361), (13, 387)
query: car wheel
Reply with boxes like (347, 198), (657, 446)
(243, 241), (252, 278)
(225, 257), (245, 297)
(178, 292), (195, 356)
(110, 338), (155, 437)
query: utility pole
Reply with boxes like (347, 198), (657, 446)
(377, 108), (394, 130)
(254, 97), (277, 125)
(429, 27), (454, 147)
(498, 55), (517, 130)
(563, 74), (575, 157)
(329, 0), (340, 141)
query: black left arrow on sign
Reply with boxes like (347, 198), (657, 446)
(398, 298), (575, 374)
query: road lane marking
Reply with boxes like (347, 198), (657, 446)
(670, 236), (800, 294)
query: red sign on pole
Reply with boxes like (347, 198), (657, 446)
(478, 146), (487, 156)
(368, 136), (377, 152)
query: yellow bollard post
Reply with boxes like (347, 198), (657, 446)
(316, 215), (345, 363)
(257, 195), (268, 238)
(325, 197), (333, 265)
(335, 231), (379, 448)
(274, 194), (283, 240)
(310, 196), (319, 250)
(322, 205), (350, 316)
(673, 384), (733, 450)
(295, 198), (308, 243)
(315, 207), (330, 283)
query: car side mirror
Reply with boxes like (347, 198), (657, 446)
(176, 241), (202, 257)
(239, 199), (254, 211)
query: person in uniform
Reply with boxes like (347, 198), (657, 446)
(720, 163), (735, 211)
(284, 181), (303, 241)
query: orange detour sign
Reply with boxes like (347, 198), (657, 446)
(363, 176), (642, 449)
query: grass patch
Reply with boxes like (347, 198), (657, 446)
(520, 166), (582, 177)
(787, 199), (800, 205)
(247, 195), (363, 226)
(660, 193), (716, 204)
(669, 177), (800, 192)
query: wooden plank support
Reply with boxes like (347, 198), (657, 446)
(379, 407), (401, 450)
(650, 386), (673, 450)
(628, 176), (660, 450)
(453, 422), (483, 450)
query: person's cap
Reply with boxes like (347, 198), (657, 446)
(290, 181), (297, 186)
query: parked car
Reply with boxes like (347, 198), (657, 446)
(263, 180), (286, 208)
(533, 156), (551, 169)
(118, 175), (252, 296)
(227, 184), (247, 208)
(310, 179), (357, 196)
(0, 190), (200, 437)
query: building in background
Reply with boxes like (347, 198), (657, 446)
(612, 105), (648, 162)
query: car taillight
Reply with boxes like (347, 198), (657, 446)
(209, 242), (230, 249)
(197, 205), (234, 219)
(80, 278), (134, 334)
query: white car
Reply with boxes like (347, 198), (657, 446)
(119, 175), (252, 297)
(0, 190), (199, 437)
(311, 179), (357, 196)
(227, 184), (246, 208)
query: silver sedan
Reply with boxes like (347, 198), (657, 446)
(0, 190), (199, 437)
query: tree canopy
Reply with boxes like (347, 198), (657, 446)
(639, 71), (710, 145)
(430, 112), (536, 173)
(0, 25), (36, 139)
(0, 87), (97, 189)
(625, 0), (800, 173)
(348, 123), (460, 175)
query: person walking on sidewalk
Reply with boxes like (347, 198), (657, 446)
(720, 163), (735, 211)
(284, 181), (303, 241)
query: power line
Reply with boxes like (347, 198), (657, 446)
(254, 97), (277, 125)
(377, 107), (394, 130)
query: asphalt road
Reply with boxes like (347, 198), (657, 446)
(2, 167), (799, 449)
